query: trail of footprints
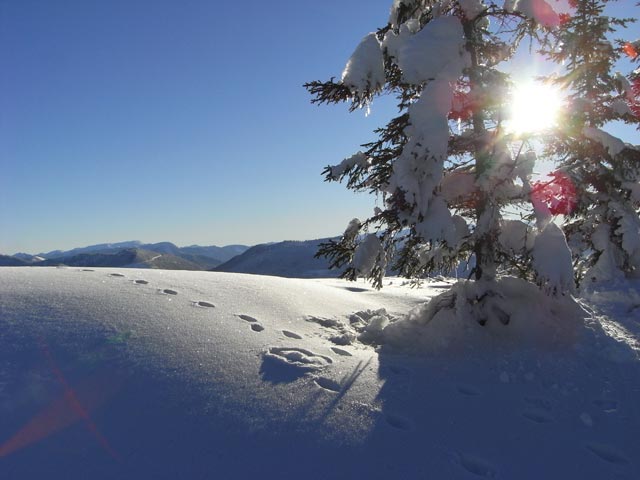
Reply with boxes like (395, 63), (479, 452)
(89, 269), (637, 472)
(92, 270), (217, 311)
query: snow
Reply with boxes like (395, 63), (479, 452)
(459, 0), (486, 20)
(341, 33), (385, 96)
(415, 196), (460, 245)
(508, 0), (560, 28)
(352, 233), (384, 277)
(440, 169), (476, 203)
(328, 151), (368, 180)
(531, 222), (575, 295)
(623, 181), (640, 203)
(383, 15), (469, 85)
(1, 267), (639, 479)
(583, 126), (626, 156)
(499, 219), (533, 254)
(386, 32), (473, 218)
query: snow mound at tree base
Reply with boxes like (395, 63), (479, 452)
(378, 277), (605, 356)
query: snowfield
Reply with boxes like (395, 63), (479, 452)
(1, 267), (639, 479)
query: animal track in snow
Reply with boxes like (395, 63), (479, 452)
(81, 269), (95, 272)
(282, 330), (302, 339)
(160, 289), (178, 295)
(457, 385), (481, 396)
(134, 280), (149, 285)
(524, 396), (553, 411)
(265, 347), (333, 371)
(314, 376), (340, 392)
(330, 347), (352, 357)
(458, 453), (496, 478)
(585, 443), (629, 464)
(592, 399), (618, 413)
(193, 301), (215, 308)
(522, 409), (554, 424)
(385, 413), (412, 431)
(109, 273), (125, 277)
(251, 324), (265, 332)
(387, 365), (410, 375)
(306, 316), (341, 328)
(237, 314), (258, 323)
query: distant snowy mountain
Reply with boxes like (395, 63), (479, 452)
(4, 241), (251, 271)
(214, 238), (338, 278)
(12, 253), (46, 263)
(39, 241), (143, 259)
(180, 244), (248, 263)
(0, 254), (28, 266)
(35, 241), (249, 264)
(36, 248), (205, 271)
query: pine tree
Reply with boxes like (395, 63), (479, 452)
(541, 0), (640, 286)
(305, 0), (575, 326)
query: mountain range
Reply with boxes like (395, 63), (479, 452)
(1, 239), (340, 278)
(1, 241), (249, 271)
(213, 238), (339, 278)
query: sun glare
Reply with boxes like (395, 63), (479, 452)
(508, 81), (563, 135)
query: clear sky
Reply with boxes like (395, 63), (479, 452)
(1, 0), (638, 254)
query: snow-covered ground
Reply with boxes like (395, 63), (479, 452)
(0, 267), (638, 479)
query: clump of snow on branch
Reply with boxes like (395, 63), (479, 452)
(352, 234), (384, 277)
(584, 224), (624, 284)
(387, 78), (458, 216)
(499, 220), (533, 254)
(328, 152), (368, 180)
(582, 127), (626, 156)
(622, 181), (640, 203)
(459, 0), (486, 20)
(505, 0), (560, 28)
(383, 16), (470, 84)
(532, 223), (575, 295)
(381, 16), (471, 219)
(440, 169), (475, 203)
(343, 218), (362, 242)
(415, 197), (468, 245)
(341, 33), (385, 96)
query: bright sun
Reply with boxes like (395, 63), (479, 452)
(508, 81), (563, 135)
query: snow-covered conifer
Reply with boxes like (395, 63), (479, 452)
(541, 0), (640, 285)
(306, 0), (575, 324)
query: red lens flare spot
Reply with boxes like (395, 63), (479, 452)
(531, 171), (577, 216)
(0, 338), (122, 461)
(623, 42), (639, 60)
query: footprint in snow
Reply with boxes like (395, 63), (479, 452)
(387, 365), (410, 375)
(524, 396), (553, 411)
(457, 385), (481, 396)
(251, 324), (265, 332)
(134, 280), (149, 285)
(194, 301), (215, 308)
(592, 399), (618, 413)
(265, 347), (333, 370)
(81, 269), (95, 272)
(330, 347), (352, 357)
(314, 376), (340, 393)
(586, 443), (629, 465)
(457, 453), (497, 478)
(385, 413), (412, 431)
(109, 273), (125, 277)
(237, 314), (258, 323)
(160, 289), (178, 295)
(282, 330), (302, 339)
(522, 409), (554, 424)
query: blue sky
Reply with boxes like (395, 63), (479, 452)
(1, 0), (637, 254)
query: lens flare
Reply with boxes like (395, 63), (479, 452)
(508, 81), (563, 134)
